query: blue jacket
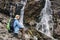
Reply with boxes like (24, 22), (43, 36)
(13, 19), (22, 33)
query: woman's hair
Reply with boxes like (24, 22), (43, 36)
(15, 15), (20, 18)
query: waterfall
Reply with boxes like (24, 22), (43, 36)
(19, 0), (27, 28)
(36, 0), (57, 40)
(39, 0), (52, 35)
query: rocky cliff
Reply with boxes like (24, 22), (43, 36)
(0, 0), (60, 40)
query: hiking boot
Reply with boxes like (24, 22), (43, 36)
(13, 33), (20, 39)
(8, 30), (13, 33)
(13, 33), (18, 37)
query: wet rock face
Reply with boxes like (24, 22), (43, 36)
(0, 0), (45, 23)
(52, 0), (60, 39)
(24, 0), (45, 23)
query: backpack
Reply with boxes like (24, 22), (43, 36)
(7, 18), (15, 33)
(6, 19), (11, 31)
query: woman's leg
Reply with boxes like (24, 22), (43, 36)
(13, 27), (19, 37)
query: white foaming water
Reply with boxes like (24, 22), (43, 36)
(19, 0), (27, 28)
(36, 0), (57, 40)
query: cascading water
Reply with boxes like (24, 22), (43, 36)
(19, 0), (27, 28)
(36, 0), (57, 40)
